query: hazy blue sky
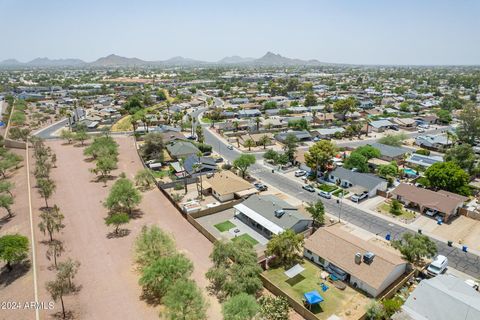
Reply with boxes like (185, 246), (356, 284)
(1, 0), (479, 65)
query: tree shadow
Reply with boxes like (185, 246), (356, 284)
(129, 209), (144, 220)
(83, 157), (95, 163)
(0, 260), (31, 287)
(139, 289), (161, 306)
(106, 229), (131, 239)
(90, 175), (117, 184)
(0, 214), (14, 228)
(51, 310), (74, 320)
(286, 274), (305, 286)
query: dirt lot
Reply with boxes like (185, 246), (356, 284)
(24, 136), (221, 320)
(0, 149), (36, 320)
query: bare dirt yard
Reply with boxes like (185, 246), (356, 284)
(27, 136), (221, 320)
(0, 148), (36, 320)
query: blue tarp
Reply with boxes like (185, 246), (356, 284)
(0, 121), (4, 127)
(304, 290), (324, 305)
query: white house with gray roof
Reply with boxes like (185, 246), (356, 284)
(415, 134), (452, 151)
(233, 195), (311, 239)
(327, 167), (388, 198)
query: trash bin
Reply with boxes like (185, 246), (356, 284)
(463, 245), (468, 252)
(418, 229), (422, 234)
(385, 233), (391, 241)
(447, 240), (453, 247)
(271, 169), (274, 173)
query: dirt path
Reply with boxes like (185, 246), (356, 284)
(0, 149), (36, 320)
(29, 137), (221, 320)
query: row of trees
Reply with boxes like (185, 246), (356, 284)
(32, 138), (81, 319)
(84, 134), (119, 185)
(135, 226), (207, 320)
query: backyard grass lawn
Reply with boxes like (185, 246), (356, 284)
(378, 203), (416, 220)
(318, 184), (338, 193)
(214, 220), (236, 232)
(232, 233), (258, 246)
(264, 260), (366, 319)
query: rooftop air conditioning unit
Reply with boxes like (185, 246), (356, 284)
(354, 252), (362, 264)
(363, 252), (375, 264)
(274, 209), (285, 218)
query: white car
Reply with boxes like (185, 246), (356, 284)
(427, 255), (448, 277)
(318, 190), (332, 199)
(350, 191), (368, 203)
(424, 209), (438, 217)
(417, 128), (425, 133)
(294, 170), (307, 177)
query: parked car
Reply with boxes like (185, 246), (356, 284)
(350, 191), (368, 203)
(253, 182), (268, 191)
(417, 128), (425, 133)
(227, 145), (234, 150)
(214, 157), (224, 163)
(427, 255), (448, 277)
(294, 170), (307, 177)
(302, 184), (315, 192)
(318, 190), (332, 199)
(424, 209), (438, 217)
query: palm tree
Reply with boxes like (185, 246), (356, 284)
(258, 135), (270, 149)
(244, 139), (255, 151)
(254, 117), (261, 132)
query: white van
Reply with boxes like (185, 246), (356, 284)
(427, 255), (448, 277)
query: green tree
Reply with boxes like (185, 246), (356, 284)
(91, 154), (117, 185)
(457, 102), (480, 144)
(389, 199), (402, 215)
(139, 253), (193, 301)
(105, 177), (142, 214)
(377, 162), (399, 179)
(304, 93), (318, 107)
(444, 144), (477, 174)
(206, 240), (262, 299)
(266, 230), (304, 268)
(0, 194), (14, 218)
(105, 213), (130, 235)
(46, 239), (64, 269)
(74, 128), (89, 146)
(378, 133), (407, 147)
(135, 226), (175, 269)
(162, 279), (207, 320)
(355, 145), (381, 159)
(304, 140), (337, 174)
(424, 162), (470, 195)
(243, 138), (255, 151)
(259, 296), (290, 320)
(196, 125), (204, 143)
(134, 169), (156, 190)
(366, 300), (386, 320)
(436, 109), (452, 124)
(222, 293), (259, 320)
(344, 152), (369, 173)
(37, 178), (56, 208)
(305, 200), (325, 230)
(283, 134), (299, 163)
(258, 135), (270, 149)
(141, 132), (165, 162)
(288, 119), (309, 131)
(38, 205), (65, 242)
(392, 233), (437, 265)
(333, 96), (358, 119)
(46, 259), (80, 319)
(233, 154), (256, 179)
(84, 136), (118, 160)
(0, 180), (14, 197)
(263, 149), (279, 162)
(0, 234), (29, 271)
(263, 101), (277, 110)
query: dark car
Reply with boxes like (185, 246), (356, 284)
(302, 184), (315, 192)
(214, 157), (224, 163)
(253, 182), (268, 191)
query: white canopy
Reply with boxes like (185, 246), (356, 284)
(284, 264), (305, 279)
(234, 203), (284, 235)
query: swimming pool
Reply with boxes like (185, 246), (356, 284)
(403, 168), (417, 176)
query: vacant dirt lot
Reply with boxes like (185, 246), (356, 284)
(27, 136), (221, 320)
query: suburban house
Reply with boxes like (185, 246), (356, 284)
(238, 109), (262, 118)
(166, 141), (200, 160)
(405, 153), (443, 168)
(314, 127), (346, 139)
(275, 130), (312, 143)
(233, 195), (311, 239)
(369, 119), (396, 132)
(392, 117), (417, 129)
(416, 114), (439, 125)
(159, 131), (186, 144)
(394, 274), (480, 320)
(391, 183), (468, 222)
(415, 134), (452, 151)
(327, 167), (388, 197)
(203, 171), (257, 202)
(304, 225), (407, 298)
(182, 155), (217, 176)
(368, 143), (410, 163)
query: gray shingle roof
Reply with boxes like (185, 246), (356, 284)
(330, 167), (386, 191)
(368, 143), (409, 158)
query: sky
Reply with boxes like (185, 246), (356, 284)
(1, 0), (479, 65)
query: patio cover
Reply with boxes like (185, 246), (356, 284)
(234, 203), (284, 235)
(284, 264), (305, 279)
(304, 290), (324, 305)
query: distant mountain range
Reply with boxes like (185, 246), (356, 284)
(0, 52), (331, 68)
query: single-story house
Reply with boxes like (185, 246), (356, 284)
(416, 114), (439, 124)
(166, 141), (200, 160)
(327, 167), (388, 198)
(314, 127), (346, 139)
(391, 183), (468, 221)
(415, 134), (452, 151)
(238, 109), (262, 118)
(369, 119), (396, 132)
(203, 171), (257, 202)
(368, 143), (410, 162)
(183, 155), (217, 176)
(233, 195), (311, 239)
(275, 130), (312, 143)
(405, 153), (443, 168)
(304, 225), (407, 298)
(395, 274), (480, 320)
(159, 131), (186, 144)
(313, 113), (335, 124)
(392, 117), (417, 129)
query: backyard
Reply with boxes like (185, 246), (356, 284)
(232, 233), (259, 246)
(263, 260), (368, 320)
